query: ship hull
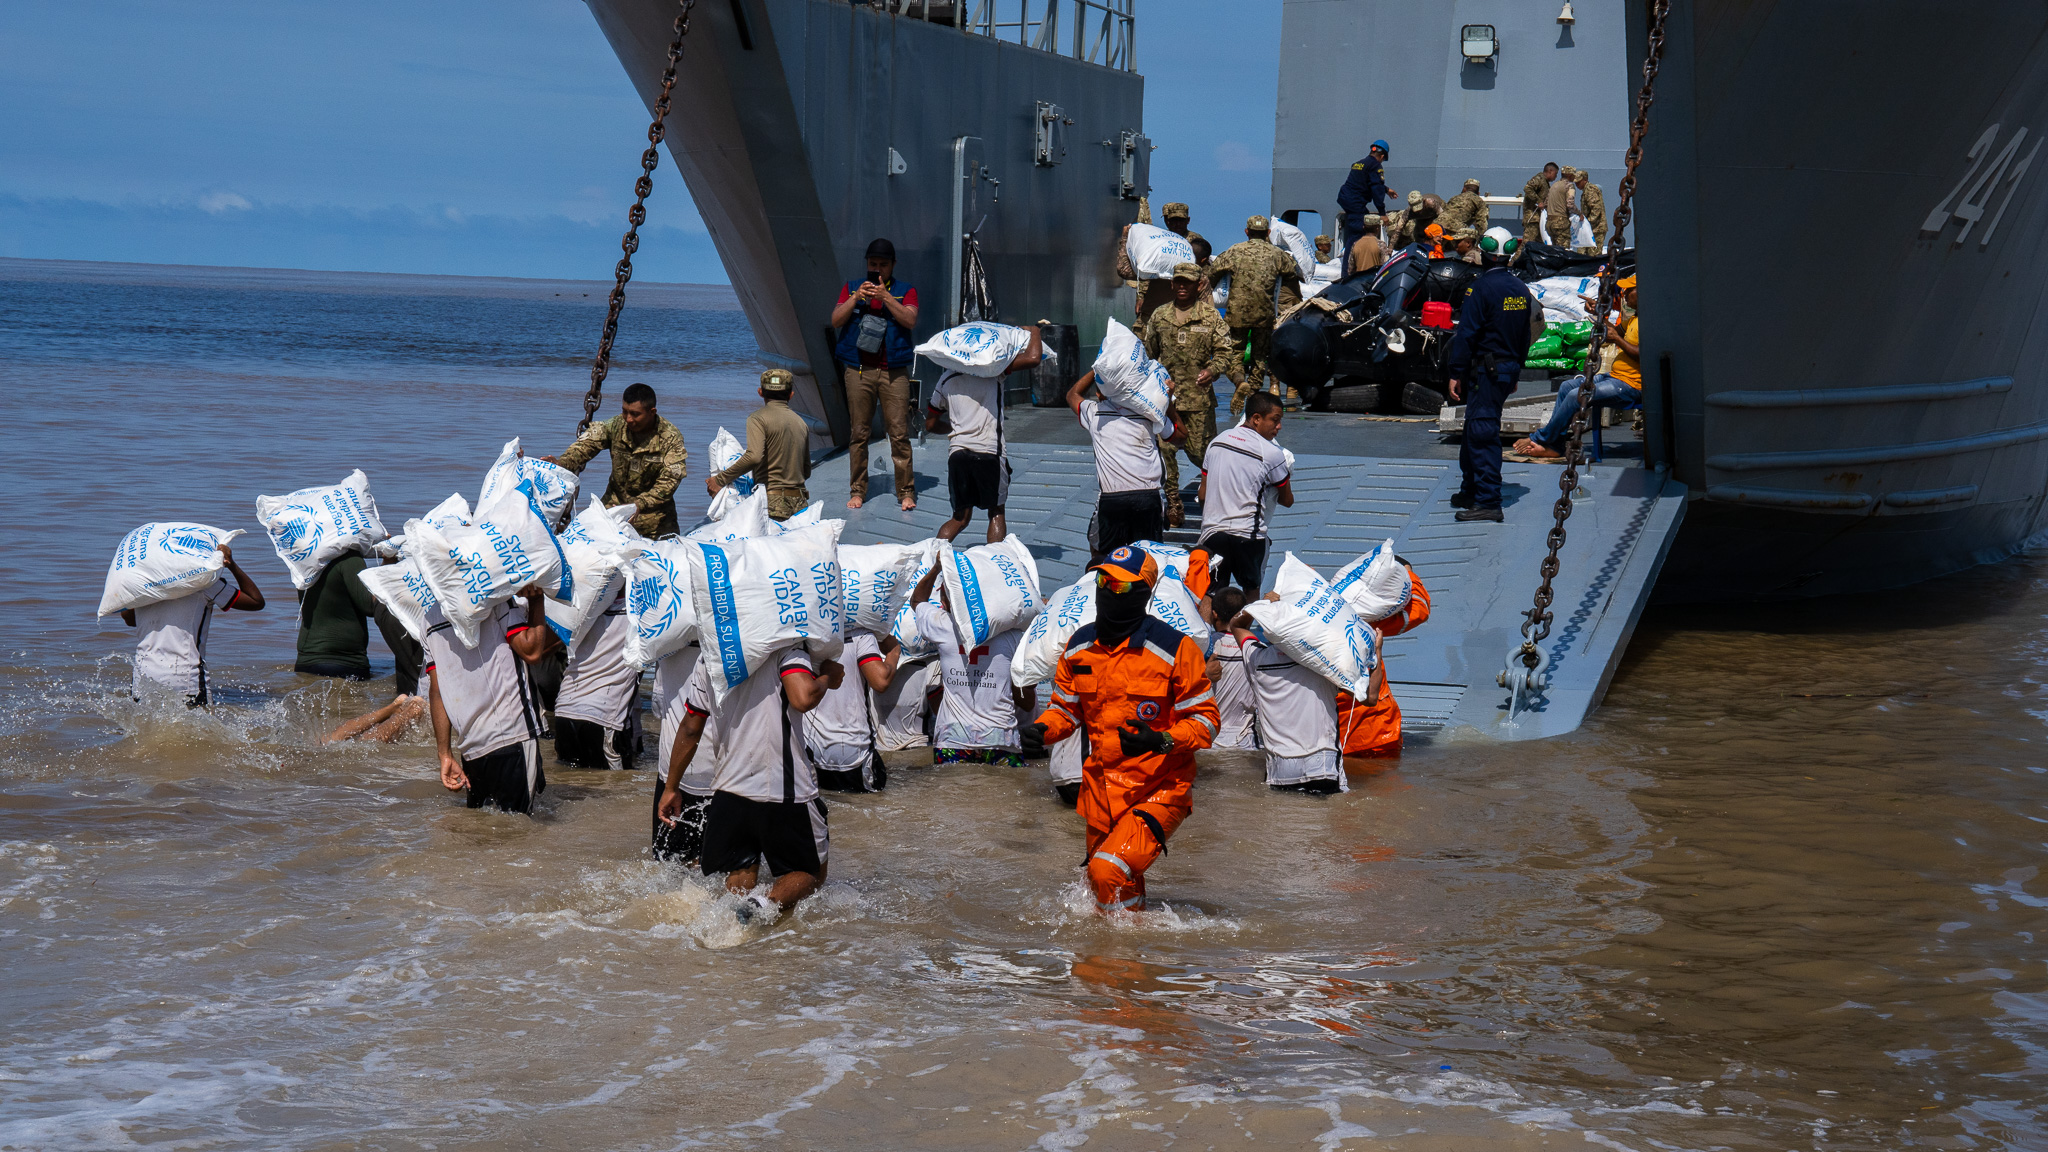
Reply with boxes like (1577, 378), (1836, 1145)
(585, 0), (1144, 447)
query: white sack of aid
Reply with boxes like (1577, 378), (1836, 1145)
(939, 535), (1042, 648)
(1244, 553), (1379, 696)
(887, 540), (945, 659)
(546, 498), (646, 648)
(1093, 319), (1174, 437)
(840, 542), (927, 636)
(1009, 574), (1209, 688)
(404, 482), (573, 649)
(1268, 217), (1316, 281)
(688, 487), (775, 543)
(358, 559), (439, 644)
(478, 437), (580, 527)
(622, 536), (699, 670)
(689, 519), (847, 700)
(98, 522), (247, 617)
(1329, 539), (1411, 624)
(254, 469), (387, 591)
(915, 322), (1034, 378)
(704, 426), (754, 519)
(1125, 222), (1197, 278)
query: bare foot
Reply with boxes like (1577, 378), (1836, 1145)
(900, 496), (916, 512)
(847, 494), (864, 510)
(1512, 438), (1563, 459)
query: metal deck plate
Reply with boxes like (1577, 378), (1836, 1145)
(828, 440), (1687, 743)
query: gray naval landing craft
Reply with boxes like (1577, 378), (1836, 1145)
(584, 0), (2046, 739)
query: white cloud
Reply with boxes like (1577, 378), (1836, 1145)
(196, 191), (251, 213)
(1213, 141), (1259, 172)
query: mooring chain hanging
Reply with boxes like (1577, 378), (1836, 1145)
(579, 0), (698, 434)
(1502, 0), (1669, 719)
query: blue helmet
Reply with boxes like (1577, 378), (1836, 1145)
(1371, 139), (1390, 157)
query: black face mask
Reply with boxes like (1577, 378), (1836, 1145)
(1095, 583), (1152, 646)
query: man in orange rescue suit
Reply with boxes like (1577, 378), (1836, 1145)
(1022, 545), (1219, 914)
(1335, 559), (1431, 762)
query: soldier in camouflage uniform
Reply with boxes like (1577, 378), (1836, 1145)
(549, 381), (689, 538)
(1204, 215), (1303, 415)
(1546, 166), (1580, 248)
(1575, 170), (1608, 254)
(1116, 201), (1194, 323)
(709, 368), (814, 520)
(1522, 162), (1559, 244)
(1438, 178), (1489, 238)
(1144, 262), (1238, 527)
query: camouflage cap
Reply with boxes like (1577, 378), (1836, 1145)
(1463, 177), (1481, 189)
(1454, 227), (1481, 241)
(1558, 165), (1580, 179)
(1170, 261), (1202, 282)
(1361, 213), (1383, 225)
(1246, 214), (1269, 231)
(1406, 190), (1423, 208)
(760, 368), (796, 391)
(1161, 201), (1191, 220)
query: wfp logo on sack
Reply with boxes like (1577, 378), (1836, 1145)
(631, 560), (679, 638)
(947, 323), (1003, 354)
(164, 530), (219, 558)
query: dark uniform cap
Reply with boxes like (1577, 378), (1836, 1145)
(1161, 202), (1191, 220)
(760, 368), (796, 391)
(1246, 214), (1269, 231)
(1170, 261), (1202, 282)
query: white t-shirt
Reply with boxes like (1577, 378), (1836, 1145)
(1079, 397), (1162, 494)
(930, 371), (1002, 456)
(653, 644), (708, 795)
(693, 643), (820, 804)
(424, 602), (546, 761)
(1244, 637), (1340, 760)
(553, 590), (640, 730)
(873, 657), (935, 751)
(802, 630), (883, 768)
(1201, 425), (1292, 540)
(1209, 633), (1257, 750)
(914, 602), (1021, 750)
(131, 575), (237, 699)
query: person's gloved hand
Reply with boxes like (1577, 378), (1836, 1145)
(1118, 722), (1169, 757)
(1019, 722), (1048, 759)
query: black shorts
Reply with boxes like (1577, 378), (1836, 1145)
(1198, 530), (1270, 594)
(817, 748), (888, 793)
(465, 739), (545, 814)
(1095, 489), (1163, 561)
(555, 716), (638, 770)
(699, 791), (829, 877)
(948, 450), (1008, 516)
(651, 780), (712, 863)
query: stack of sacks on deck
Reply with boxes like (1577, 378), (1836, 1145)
(545, 497), (646, 648)
(1328, 539), (1411, 625)
(916, 322), (1035, 377)
(1010, 573), (1210, 688)
(361, 494), (472, 642)
(688, 519), (847, 700)
(97, 523), (246, 617)
(1093, 319), (1175, 436)
(405, 479), (573, 649)
(938, 535), (1043, 648)
(255, 469), (387, 590)
(478, 437), (579, 528)
(1243, 554), (1379, 696)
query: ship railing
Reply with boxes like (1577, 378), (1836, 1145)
(872, 0), (1136, 71)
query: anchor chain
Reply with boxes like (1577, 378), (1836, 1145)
(579, 0), (697, 435)
(1501, 0), (1669, 713)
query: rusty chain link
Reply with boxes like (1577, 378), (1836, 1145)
(1510, 0), (1669, 674)
(579, 0), (697, 435)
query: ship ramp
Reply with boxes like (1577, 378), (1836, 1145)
(826, 407), (1686, 743)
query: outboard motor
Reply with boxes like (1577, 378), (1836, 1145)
(1369, 245), (1432, 328)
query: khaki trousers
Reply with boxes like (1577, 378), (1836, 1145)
(843, 366), (914, 501)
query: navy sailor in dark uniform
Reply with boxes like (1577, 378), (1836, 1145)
(1445, 227), (1545, 523)
(1336, 139), (1390, 273)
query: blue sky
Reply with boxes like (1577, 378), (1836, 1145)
(0, 0), (1280, 283)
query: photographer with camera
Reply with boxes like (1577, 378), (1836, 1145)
(831, 237), (920, 511)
